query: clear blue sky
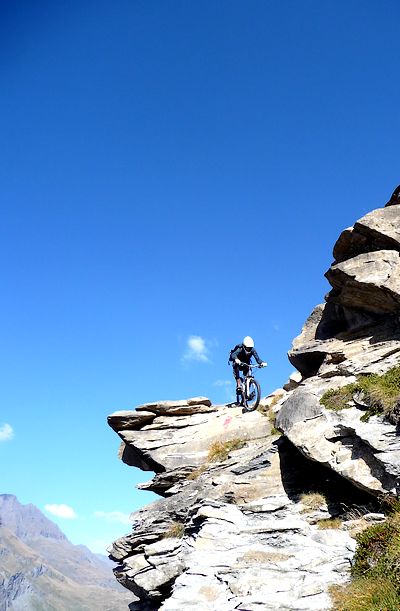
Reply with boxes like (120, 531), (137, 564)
(1, 0), (399, 552)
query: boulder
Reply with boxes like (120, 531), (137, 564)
(276, 389), (322, 432)
(108, 410), (156, 432)
(326, 250), (400, 314)
(283, 371), (303, 392)
(333, 205), (400, 262)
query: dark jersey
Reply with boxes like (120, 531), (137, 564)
(231, 344), (262, 366)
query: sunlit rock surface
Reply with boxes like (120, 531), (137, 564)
(108, 188), (400, 610)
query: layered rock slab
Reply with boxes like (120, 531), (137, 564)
(326, 250), (400, 314)
(284, 194), (400, 500)
(108, 426), (359, 610)
(333, 205), (400, 263)
(108, 398), (270, 484)
(276, 387), (400, 496)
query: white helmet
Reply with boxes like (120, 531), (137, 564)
(243, 336), (254, 350)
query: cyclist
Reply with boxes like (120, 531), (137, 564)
(231, 336), (267, 397)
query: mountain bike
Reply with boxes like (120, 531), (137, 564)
(236, 363), (263, 411)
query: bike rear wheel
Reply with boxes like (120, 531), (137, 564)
(244, 378), (261, 411)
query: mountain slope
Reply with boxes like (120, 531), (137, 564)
(0, 495), (133, 610)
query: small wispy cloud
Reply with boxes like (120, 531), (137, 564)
(44, 504), (77, 519)
(214, 379), (232, 387)
(0, 424), (14, 442)
(94, 511), (132, 525)
(182, 335), (211, 363)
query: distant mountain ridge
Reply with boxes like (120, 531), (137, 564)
(0, 494), (66, 541)
(0, 494), (133, 610)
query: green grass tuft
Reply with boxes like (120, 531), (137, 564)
(330, 508), (400, 609)
(320, 384), (357, 411)
(320, 366), (400, 422)
(330, 576), (400, 611)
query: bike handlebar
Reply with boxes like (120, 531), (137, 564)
(237, 361), (264, 368)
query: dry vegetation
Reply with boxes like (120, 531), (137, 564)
(162, 522), (185, 539)
(317, 518), (342, 529)
(186, 437), (247, 481)
(207, 438), (246, 462)
(299, 492), (327, 512)
(186, 464), (207, 480)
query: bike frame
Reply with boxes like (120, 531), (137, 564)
(237, 362), (261, 397)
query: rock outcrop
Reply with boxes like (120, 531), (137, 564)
(280, 191), (400, 501)
(108, 400), (368, 610)
(108, 188), (400, 610)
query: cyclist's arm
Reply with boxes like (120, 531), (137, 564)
(252, 348), (262, 365)
(231, 346), (242, 362)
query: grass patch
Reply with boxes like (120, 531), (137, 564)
(320, 366), (400, 422)
(162, 522), (185, 539)
(330, 577), (399, 611)
(317, 517), (342, 529)
(300, 492), (327, 511)
(320, 385), (357, 411)
(207, 438), (246, 462)
(331, 509), (400, 609)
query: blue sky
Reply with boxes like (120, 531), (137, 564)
(1, 0), (399, 553)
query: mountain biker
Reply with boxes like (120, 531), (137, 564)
(231, 336), (267, 396)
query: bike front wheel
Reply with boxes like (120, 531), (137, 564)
(244, 378), (261, 411)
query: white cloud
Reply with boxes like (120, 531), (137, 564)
(0, 424), (14, 442)
(214, 379), (232, 387)
(44, 504), (77, 519)
(182, 335), (211, 363)
(94, 511), (132, 525)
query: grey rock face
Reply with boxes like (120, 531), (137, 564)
(108, 398), (269, 484)
(108, 420), (361, 610)
(108, 392), (383, 610)
(282, 196), (400, 497)
(108, 192), (400, 610)
(326, 250), (400, 314)
(333, 205), (400, 263)
(275, 389), (322, 431)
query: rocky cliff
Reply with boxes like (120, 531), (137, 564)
(108, 189), (400, 610)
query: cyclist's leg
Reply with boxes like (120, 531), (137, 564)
(233, 364), (241, 393)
